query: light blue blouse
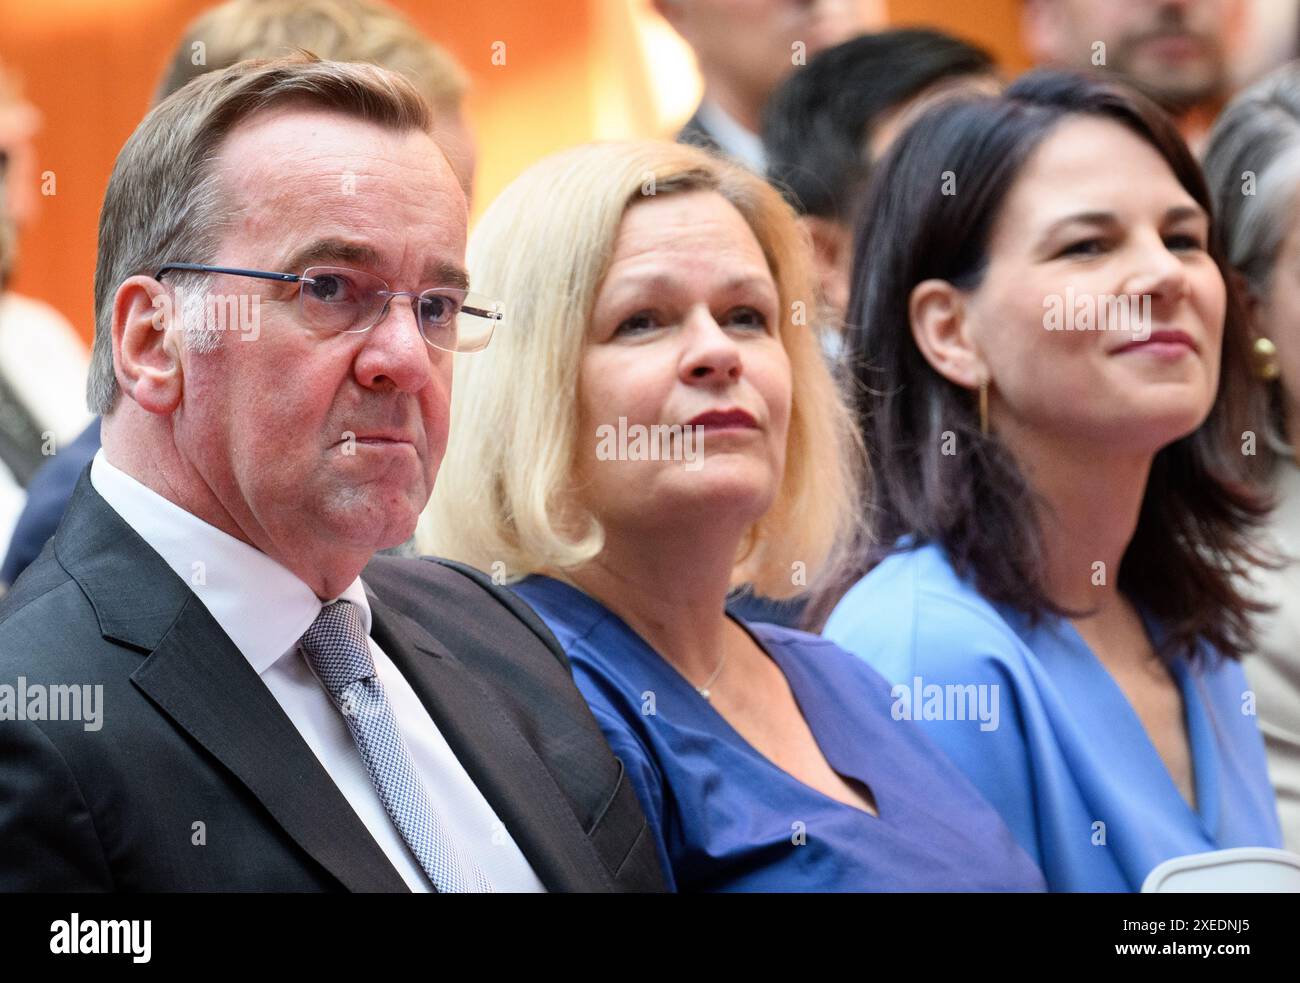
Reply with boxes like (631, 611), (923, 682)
(824, 542), (1283, 892)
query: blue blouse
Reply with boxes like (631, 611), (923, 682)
(512, 574), (1045, 892)
(824, 542), (1284, 892)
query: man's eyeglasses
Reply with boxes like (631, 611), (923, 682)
(155, 263), (502, 354)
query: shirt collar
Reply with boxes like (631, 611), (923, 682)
(695, 99), (767, 173)
(89, 449), (373, 674)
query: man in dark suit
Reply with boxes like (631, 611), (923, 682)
(654, 0), (881, 171)
(1, 0), (483, 592)
(0, 56), (662, 893)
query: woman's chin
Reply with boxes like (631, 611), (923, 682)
(656, 469), (777, 521)
(1068, 404), (1213, 457)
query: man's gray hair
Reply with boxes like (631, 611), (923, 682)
(88, 54), (432, 414)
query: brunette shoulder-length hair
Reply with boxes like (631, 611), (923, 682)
(810, 69), (1271, 662)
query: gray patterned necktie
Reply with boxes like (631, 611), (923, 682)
(298, 600), (493, 893)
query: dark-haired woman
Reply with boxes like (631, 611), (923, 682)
(821, 70), (1283, 891)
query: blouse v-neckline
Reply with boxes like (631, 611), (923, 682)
(1004, 603), (1220, 836)
(530, 575), (885, 823)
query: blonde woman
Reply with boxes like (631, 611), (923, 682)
(418, 141), (1043, 892)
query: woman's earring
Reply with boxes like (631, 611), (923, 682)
(978, 377), (990, 436)
(1253, 337), (1282, 381)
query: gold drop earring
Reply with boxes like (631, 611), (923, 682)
(1253, 337), (1281, 381)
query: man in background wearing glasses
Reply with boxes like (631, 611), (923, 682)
(0, 55), (662, 894)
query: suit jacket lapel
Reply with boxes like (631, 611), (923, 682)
(131, 596), (410, 892)
(56, 472), (409, 893)
(366, 588), (615, 892)
(678, 108), (722, 153)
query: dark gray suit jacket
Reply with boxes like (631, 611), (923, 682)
(677, 107), (724, 157)
(0, 472), (664, 892)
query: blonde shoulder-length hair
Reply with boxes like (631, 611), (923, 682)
(417, 139), (865, 600)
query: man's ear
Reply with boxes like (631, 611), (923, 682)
(112, 274), (185, 415)
(802, 215), (852, 316)
(909, 278), (986, 389)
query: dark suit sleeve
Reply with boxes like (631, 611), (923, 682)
(0, 719), (114, 890)
(584, 702), (675, 890)
(363, 555), (666, 890)
(0, 419), (101, 587)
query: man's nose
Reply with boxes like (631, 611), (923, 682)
(353, 295), (438, 392)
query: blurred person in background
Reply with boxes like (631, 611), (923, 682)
(655, 0), (884, 171)
(1022, 0), (1244, 150)
(763, 28), (1000, 355)
(157, 0), (475, 200)
(820, 71), (1282, 891)
(0, 61), (93, 559)
(740, 28), (998, 629)
(0, 119), (22, 566)
(1, 0), (474, 587)
(1203, 61), (1300, 853)
(417, 139), (1046, 892)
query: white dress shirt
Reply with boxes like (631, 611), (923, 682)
(91, 450), (545, 892)
(0, 293), (94, 574)
(0, 457), (24, 574)
(0, 292), (94, 444)
(694, 99), (767, 173)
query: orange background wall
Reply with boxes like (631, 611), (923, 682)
(0, 0), (1029, 341)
